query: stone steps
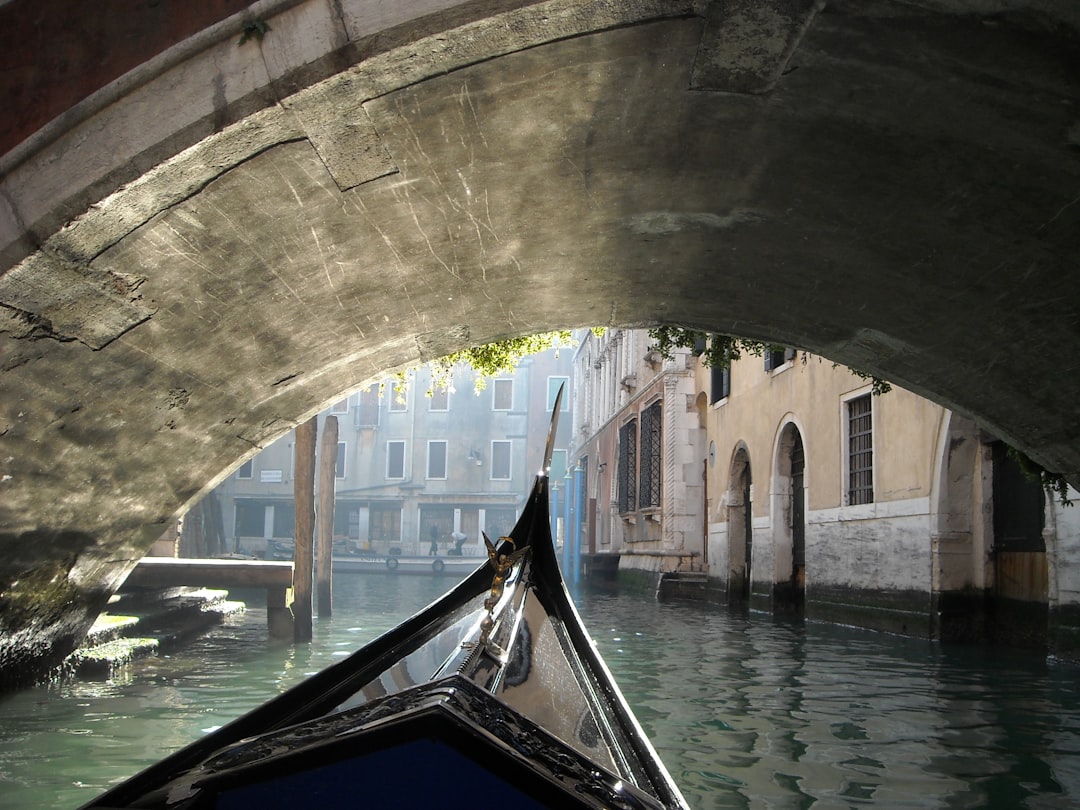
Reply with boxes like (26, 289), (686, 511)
(67, 587), (246, 679)
(656, 570), (710, 601)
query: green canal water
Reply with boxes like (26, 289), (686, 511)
(1, 572), (1078, 809)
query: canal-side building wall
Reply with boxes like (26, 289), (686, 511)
(696, 347), (1080, 655)
(570, 328), (1080, 657)
(206, 349), (574, 561)
(569, 329), (706, 577)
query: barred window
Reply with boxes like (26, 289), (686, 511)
(847, 394), (874, 505)
(617, 418), (637, 514)
(639, 401), (662, 508)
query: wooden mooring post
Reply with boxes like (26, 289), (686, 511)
(316, 415), (337, 618)
(293, 416), (317, 642)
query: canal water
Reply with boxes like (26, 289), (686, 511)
(1, 573), (1078, 809)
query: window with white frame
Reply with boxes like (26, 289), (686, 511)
(336, 441), (347, 479)
(549, 448), (568, 480)
(491, 440), (512, 480)
(492, 379), (513, 411)
(429, 386), (449, 411)
(330, 398), (349, 414)
(846, 394), (874, 505)
(355, 385), (380, 427)
(765, 347), (797, 372)
(237, 458), (253, 479)
(427, 440), (447, 480)
(547, 376), (569, 411)
(386, 440), (406, 480)
(389, 388), (407, 412)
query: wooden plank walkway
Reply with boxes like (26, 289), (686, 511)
(125, 557), (294, 638)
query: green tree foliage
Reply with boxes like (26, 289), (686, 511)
(1007, 447), (1074, 508)
(392, 330), (575, 396)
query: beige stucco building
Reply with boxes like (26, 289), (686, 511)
(572, 329), (1080, 656)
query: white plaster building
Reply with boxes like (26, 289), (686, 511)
(569, 329), (706, 577)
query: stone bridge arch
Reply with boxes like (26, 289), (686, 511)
(1, 0), (1078, 684)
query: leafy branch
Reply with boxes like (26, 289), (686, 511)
(389, 330), (575, 398)
(1007, 446), (1074, 508)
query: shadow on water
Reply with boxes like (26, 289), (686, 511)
(1, 574), (1078, 809)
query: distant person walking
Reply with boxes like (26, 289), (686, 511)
(428, 525), (439, 556)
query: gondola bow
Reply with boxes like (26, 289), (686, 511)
(81, 385), (690, 809)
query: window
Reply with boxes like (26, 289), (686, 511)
(237, 458), (253, 479)
(427, 440), (447, 480)
(710, 364), (731, 404)
(491, 440), (512, 480)
(765, 347), (796, 372)
(485, 508), (517, 540)
(355, 385), (379, 427)
(617, 418), (637, 513)
(272, 504), (295, 538)
(335, 441), (346, 479)
(847, 394), (874, 505)
(429, 386), (449, 411)
(330, 398), (349, 414)
(492, 379), (513, 411)
(547, 376), (569, 411)
(234, 501), (263, 536)
(549, 449), (568, 480)
(386, 440), (406, 480)
(420, 506), (455, 547)
(389, 388), (407, 412)
(639, 401), (662, 508)
(369, 504), (402, 545)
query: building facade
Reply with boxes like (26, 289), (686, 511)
(569, 329), (706, 575)
(208, 349), (573, 560)
(570, 328), (1080, 655)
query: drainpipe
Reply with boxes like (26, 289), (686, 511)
(573, 462), (585, 586)
(550, 481), (560, 560)
(564, 468), (574, 582)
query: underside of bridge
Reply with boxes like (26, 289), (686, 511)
(0, 0), (1078, 686)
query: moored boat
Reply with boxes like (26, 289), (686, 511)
(79, 387), (690, 809)
(331, 553), (481, 576)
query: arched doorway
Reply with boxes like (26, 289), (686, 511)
(728, 447), (753, 605)
(773, 423), (806, 614)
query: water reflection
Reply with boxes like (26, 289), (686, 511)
(0, 576), (1078, 809)
(578, 591), (1080, 809)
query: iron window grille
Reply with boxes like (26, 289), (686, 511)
(617, 418), (637, 514)
(847, 394), (874, 505)
(639, 401), (662, 509)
